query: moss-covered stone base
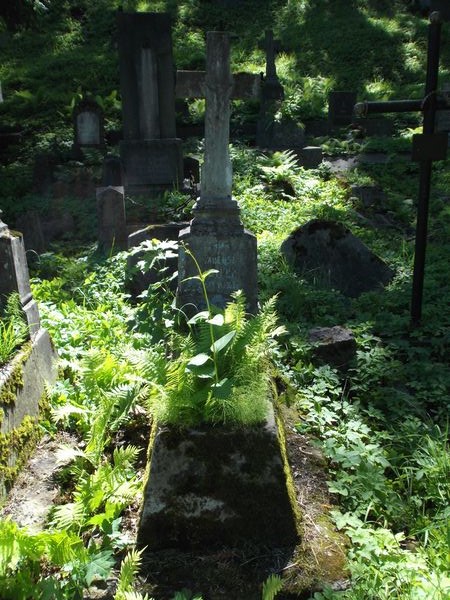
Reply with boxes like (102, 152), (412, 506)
(0, 328), (58, 498)
(137, 403), (300, 551)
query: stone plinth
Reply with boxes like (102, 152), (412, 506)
(178, 198), (257, 313)
(119, 139), (183, 193)
(96, 186), (127, 252)
(126, 222), (188, 298)
(309, 326), (357, 370)
(137, 404), (300, 551)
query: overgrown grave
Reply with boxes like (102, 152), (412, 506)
(0, 211), (58, 498)
(132, 31), (347, 598)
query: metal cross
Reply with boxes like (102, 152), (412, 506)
(355, 12), (448, 325)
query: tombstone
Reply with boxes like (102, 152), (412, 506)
(96, 186), (127, 253)
(126, 222), (188, 298)
(430, 0), (450, 20)
(15, 211), (46, 254)
(328, 91), (358, 127)
(308, 326), (357, 370)
(101, 155), (124, 187)
(117, 12), (183, 194)
(297, 145), (323, 169)
(281, 219), (394, 297)
(177, 32), (258, 313)
(72, 97), (105, 152)
(0, 212), (41, 335)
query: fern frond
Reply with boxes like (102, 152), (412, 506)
(50, 502), (87, 531)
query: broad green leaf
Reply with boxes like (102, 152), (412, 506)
(187, 353), (211, 367)
(211, 330), (236, 353)
(207, 314), (224, 326)
(211, 378), (232, 398)
(187, 311), (209, 324)
(84, 550), (115, 586)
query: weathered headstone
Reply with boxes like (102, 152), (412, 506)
(72, 97), (105, 152)
(15, 211), (46, 254)
(96, 186), (127, 253)
(177, 32), (258, 313)
(126, 222), (188, 298)
(101, 155), (124, 187)
(281, 219), (394, 297)
(328, 91), (357, 126)
(117, 12), (183, 194)
(0, 212), (40, 334)
(308, 326), (357, 370)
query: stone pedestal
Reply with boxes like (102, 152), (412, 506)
(137, 404), (300, 551)
(119, 139), (183, 193)
(96, 186), (127, 252)
(178, 197), (257, 313)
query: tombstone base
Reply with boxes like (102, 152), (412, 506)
(137, 403), (300, 551)
(120, 139), (183, 194)
(178, 220), (257, 313)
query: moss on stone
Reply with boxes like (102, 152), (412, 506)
(0, 341), (32, 406)
(0, 414), (41, 493)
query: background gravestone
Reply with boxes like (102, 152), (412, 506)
(72, 97), (105, 153)
(281, 219), (394, 297)
(117, 12), (183, 194)
(328, 91), (357, 127)
(96, 186), (127, 253)
(0, 212), (40, 335)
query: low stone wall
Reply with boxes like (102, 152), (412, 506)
(0, 329), (58, 497)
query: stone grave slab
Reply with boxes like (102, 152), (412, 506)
(137, 402), (300, 551)
(308, 326), (357, 370)
(281, 219), (394, 297)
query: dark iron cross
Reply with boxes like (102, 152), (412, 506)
(355, 11), (449, 326)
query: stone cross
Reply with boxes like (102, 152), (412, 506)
(258, 30), (284, 100)
(177, 32), (257, 313)
(355, 11), (448, 325)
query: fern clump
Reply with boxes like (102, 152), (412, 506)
(148, 290), (285, 427)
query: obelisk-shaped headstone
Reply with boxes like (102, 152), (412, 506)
(177, 32), (257, 313)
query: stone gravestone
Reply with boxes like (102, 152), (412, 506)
(72, 97), (105, 153)
(96, 186), (127, 253)
(15, 211), (46, 254)
(177, 32), (258, 313)
(0, 211), (58, 498)
(117, 12), (183, 194)
(0, 212), (41, 335)
(328, 91), (357, 127)
(281, 219), (394, 297)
